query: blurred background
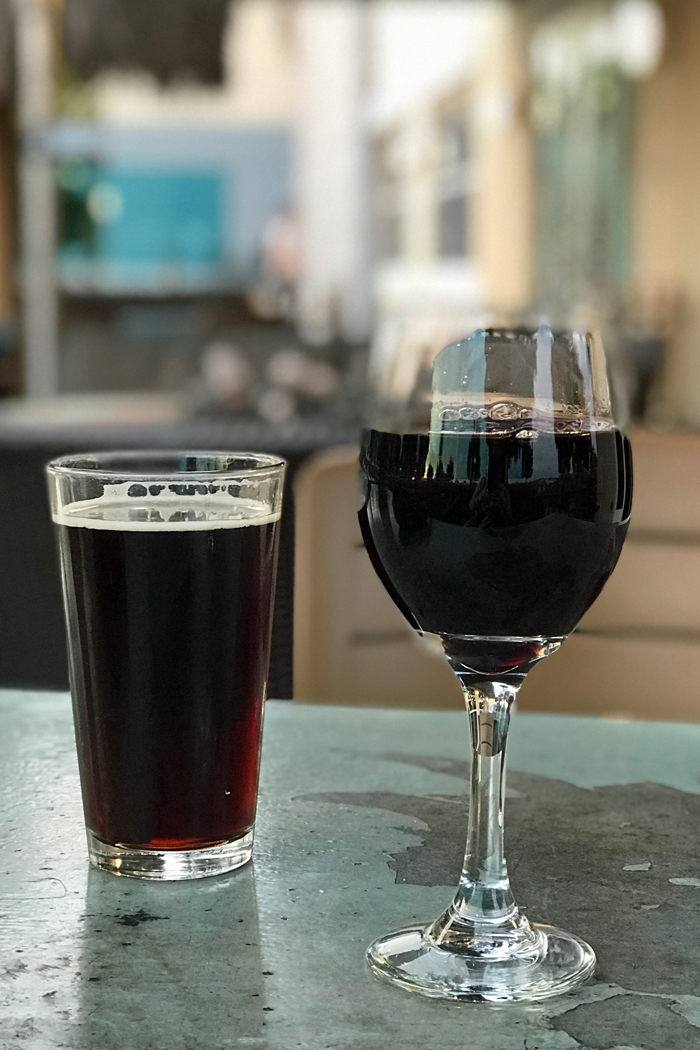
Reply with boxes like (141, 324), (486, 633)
(0, 0), (698, 719)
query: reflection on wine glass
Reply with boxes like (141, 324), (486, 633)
(358, 326), (632, 1002)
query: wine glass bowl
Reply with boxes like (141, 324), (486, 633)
(358, 326), (632, 1001)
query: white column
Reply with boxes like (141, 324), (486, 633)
(294, 0), (371, 345)
(13, 0), (59, 397)
(472, 0), (534, 319)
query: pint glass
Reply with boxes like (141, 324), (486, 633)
(47, 451), (285, 880)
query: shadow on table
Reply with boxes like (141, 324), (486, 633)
(76, 864), (267, 1049)
(304, 755), (700, 998)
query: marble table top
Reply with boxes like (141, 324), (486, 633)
(2, 691), (700, 1050)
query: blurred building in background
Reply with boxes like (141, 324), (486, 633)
(366, 1), (533, 402)
(0, 0), (17, 389)
(365, 0), (668, 418)
(0, 0), (692, 423)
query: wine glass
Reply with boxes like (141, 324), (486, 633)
(358, 326), (632, 1001)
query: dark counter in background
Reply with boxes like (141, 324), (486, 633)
(0, 405), (359, 698)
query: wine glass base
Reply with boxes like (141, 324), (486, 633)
(367, 922), (595, 1002)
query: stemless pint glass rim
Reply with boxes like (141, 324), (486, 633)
(46, 449), (287, 482)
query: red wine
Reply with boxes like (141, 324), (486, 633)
(56, 498), (280, 851)
(359, 427), (631, 676)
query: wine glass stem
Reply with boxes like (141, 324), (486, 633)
(453, 682), (518, 925)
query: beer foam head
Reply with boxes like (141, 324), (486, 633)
(53, 483), (280, 531)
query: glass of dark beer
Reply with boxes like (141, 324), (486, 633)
(47, 451), (285, 880)
(359, 327), (632, 1000)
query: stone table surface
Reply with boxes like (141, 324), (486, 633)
(2, 692), (700, 1050)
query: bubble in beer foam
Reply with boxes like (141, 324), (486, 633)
(53, 483), (280, 531)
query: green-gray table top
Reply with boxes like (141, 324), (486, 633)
(2, 692), (700, 1050)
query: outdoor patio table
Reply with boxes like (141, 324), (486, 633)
(1, 691), (699, 1050)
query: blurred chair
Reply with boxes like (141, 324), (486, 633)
(293, 445), (462, 708)
(521, 427), (700, 721)
(294, 432), (700, 720)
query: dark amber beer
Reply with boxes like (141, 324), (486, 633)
(48, 452), (285, 879)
